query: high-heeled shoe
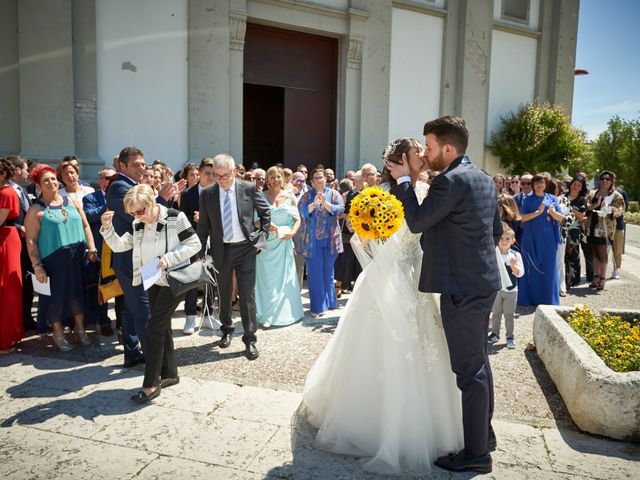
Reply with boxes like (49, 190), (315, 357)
(53, 335), (74, 352)
(77, 330), (91, 346)
(589, 276), (600, 288)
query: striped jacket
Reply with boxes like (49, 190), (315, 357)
(100, 205), (201, 287)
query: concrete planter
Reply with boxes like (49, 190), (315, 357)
(533, 305), (640, 441)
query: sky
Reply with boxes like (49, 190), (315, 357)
(571, 0), (640, 140)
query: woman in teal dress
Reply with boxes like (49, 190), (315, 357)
(255, 166), (304, 327)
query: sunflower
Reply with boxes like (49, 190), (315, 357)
(349, 186), (404, 240)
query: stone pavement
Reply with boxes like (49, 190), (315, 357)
(1, 351), (639, 480)
(2, 227), (640, 479)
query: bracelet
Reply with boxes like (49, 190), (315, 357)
(33, 263), (44, 269)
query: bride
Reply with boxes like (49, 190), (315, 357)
(301, 138), (464, 475)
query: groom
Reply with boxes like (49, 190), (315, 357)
(387, 116), (502, 474)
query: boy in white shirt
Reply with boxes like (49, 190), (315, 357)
(487, 226), (524, 349)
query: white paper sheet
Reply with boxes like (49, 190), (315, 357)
(140, 257), (161, 291)
(276, 225), (292, 238)
(30, 272), (51, 296)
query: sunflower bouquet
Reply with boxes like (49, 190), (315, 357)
(349, 186), (404, 240)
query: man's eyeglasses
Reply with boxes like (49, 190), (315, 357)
(214, 173), (232, 181)
(520, 181), (531, 186)
(293, 179), (305, 184)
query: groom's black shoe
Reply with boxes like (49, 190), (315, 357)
(434, 450), (492, 474)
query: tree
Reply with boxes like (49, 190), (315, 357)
(591, 116), (640, 200)
(489, 101), (587, 175)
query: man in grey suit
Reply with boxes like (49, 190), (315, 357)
(387, 116), (502, 474)
(197, 154), (270, 360)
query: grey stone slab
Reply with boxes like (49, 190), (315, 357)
(214, 384), (302, 426)
(0, 425), (156, 480)
(0, 354), (128, 395)
(155, 377), (240, 414)
(134, 455), (261, 480)
(543, 428), (640, 479)
(491, 420), (553, 471)
(0, 383), (140, 439)
(92, 406), (279, 469)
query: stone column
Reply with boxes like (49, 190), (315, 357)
(454, 0), (494, 168)
(188, 0), (231, 161)
(0, 0), (20, 155)
(341, 7), (368, 175)
(351, 0), (393, 166)
(18, 0), (75, 159)
(72, 0), (101, 177)
(229, 7), (247, 162)
(536, 0), (580, 117)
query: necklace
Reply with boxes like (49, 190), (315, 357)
(43, 198), (69, 224)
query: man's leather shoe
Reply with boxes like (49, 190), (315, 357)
(160, 377), (180, 389)
(434, 450), (492, 474)
(123, 355), (145, 368)
(130, 387), (161, 404)
(219, 333), (232, 349)
(245, 343), (259, 361)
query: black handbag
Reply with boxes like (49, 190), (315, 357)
(166, 259), (212, 296)
(164, 211), (215, 296)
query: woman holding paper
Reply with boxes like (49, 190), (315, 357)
(24, 165), (98, 351)
(0, 157), (24, 353)
(584, 171), (625, 291)
(255, 166), (304, 327)
(100, 184), (201, 404)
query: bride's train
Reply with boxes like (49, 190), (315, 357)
(301, 223), (463, 475)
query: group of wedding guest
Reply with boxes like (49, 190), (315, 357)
(490, 169), (628, 306)
(0, 151), (394, 355)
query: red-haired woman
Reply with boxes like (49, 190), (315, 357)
(0, 157), (24, 353)
(24, 165), (98, 351)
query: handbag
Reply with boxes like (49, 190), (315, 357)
(98, 242), (124, 304)
(164, 211), (215, 296)
(167, 259), (212, 296)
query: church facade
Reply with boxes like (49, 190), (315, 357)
(0, 0), (580, 176)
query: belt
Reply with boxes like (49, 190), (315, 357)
(224, 240), (250, 246)
(2, 219), (16, 227)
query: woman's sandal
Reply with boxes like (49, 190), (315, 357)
(589, 276), (600, 288)
(596, 278), (605, 291)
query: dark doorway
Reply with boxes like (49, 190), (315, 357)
(243, 84), (284, 168)
(243, 23), (338, 171)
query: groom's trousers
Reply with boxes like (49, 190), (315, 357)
(440, 292), (497, 457)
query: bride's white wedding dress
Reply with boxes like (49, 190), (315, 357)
(302, 212), (464, 474)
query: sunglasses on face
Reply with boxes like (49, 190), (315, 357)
(510, 180), (520, 184)
(520, 181), (531, 186)
(600, 177), (612, 181)
(293, 179), (305, 184)
(131, 206), (146, 217)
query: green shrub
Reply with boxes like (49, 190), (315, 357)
(625, 211), (640, 225)
(566, 307), (640, 373)
(628, 201), (639, 213)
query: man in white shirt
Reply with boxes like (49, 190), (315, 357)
(197, 154), (270, 360)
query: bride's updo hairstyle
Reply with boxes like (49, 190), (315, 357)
(380, 137), (422, 187)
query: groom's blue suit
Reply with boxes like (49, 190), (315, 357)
(394, 154), (502, 457)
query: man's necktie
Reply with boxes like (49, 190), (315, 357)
(222, 189), (233, 242)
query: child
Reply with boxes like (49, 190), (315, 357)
(488, 225), (524, 349)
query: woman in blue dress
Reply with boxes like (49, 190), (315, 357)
(517, 174), (566, 306)
(255, 166), (304, 327)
